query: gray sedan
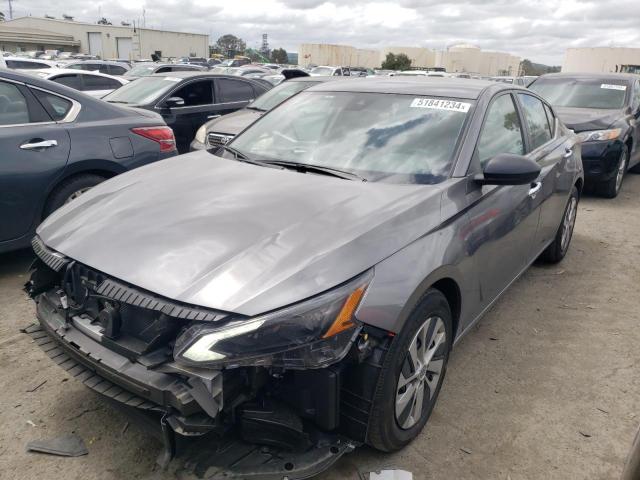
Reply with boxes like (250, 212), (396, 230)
(26, 78), (582, 477)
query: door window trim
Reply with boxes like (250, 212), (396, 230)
(514, 92), (558, 155)
(154, 77), (216, 110)
(466, 91), (526, 175)
(0, 79), (57, 128)
(29, 86), (82, 123)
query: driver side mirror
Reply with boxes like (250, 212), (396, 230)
(474, 153), (541, 186)
(163, 96), (185, 108)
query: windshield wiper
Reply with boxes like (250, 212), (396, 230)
(246, 106), (266, 112)
(106, 100), (129, 104)
(218, 145), (282, 168)
(259, 160), (367, 182)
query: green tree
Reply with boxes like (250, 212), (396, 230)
(381, 53), (411, 71)
(270, 47), (288, 64)
(216, 34), (246, 58)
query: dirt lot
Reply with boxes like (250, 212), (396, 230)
(1, 176), (639, 480)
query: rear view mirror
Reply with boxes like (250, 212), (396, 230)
(164, 96), (185, 108)
(475, 153), (541, 186)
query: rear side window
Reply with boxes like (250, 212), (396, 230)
(475, 94), (525, 166)
(7, 60), (48, 69)
(51, 74), (82, 90)
(156, 67), (170, 73)
(518, 93), (552, 151)
(172, 80), (213, 106)
(217, 78), (254, 103)
(82, 63), (101, 71)
(32, 89), (73, 121)
(82, 75), (121, 91)
(107, 65), (127, 76)
(0, 81), (30, 125)
(67, 64), (84, 70)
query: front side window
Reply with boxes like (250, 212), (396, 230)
(529, 77), (628, 109)
(217, 78), (254, 103)
(108, 65), (127, 76)
(173, 80), (213, 106)
(230, 91), (472, 184)
(518, 93), (552, 150)
(476, 94), (524, 166)
(51, 74), (82, 90)
(0, 81), (30, 125)
(310, 67), (333, 76)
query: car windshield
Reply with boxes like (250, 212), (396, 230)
(103, 76), (179, 105)
(529, 78), (628, 109)
(310, 67), (333, 75)
(124, 64), (156, 77)
(230, 91), (471, 184)
(249, 81), (318, 111)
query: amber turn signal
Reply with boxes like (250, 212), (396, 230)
(322, 285), (367, 339)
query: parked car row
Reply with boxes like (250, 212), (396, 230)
(3, 59), (640, 478)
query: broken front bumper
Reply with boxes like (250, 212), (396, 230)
(30, 290), (223, 435)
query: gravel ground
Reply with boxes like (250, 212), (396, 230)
(1, 176), (639, 480)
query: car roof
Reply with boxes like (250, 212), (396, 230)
(33, 68), (128, 80)
(305, 77), (510, 100)
(5, 56), (56, 65)
(288, 76), (338, 83)
(152, 72), (268, 84)
(66, 60), (129, 66)
(539, 72), (640, 82)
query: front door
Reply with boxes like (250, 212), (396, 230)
(462, 93), (541, 320)
(159, 79), (216, 153)
(0, 80), (71, 243)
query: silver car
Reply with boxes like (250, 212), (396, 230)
(26, 78), (583, 478)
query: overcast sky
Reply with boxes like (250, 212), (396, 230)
(6, 0), (640, 64)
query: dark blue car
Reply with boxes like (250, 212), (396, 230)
(0, 69), (178, 253)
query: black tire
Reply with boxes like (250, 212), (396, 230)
(539, 186), (579, 264)
(367, 289), (453, 452)
(596, 144), (628, 198)
(43, 174), (106, 218)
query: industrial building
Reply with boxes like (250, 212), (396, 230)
(298, 42), (521, 76)
(563, 47), (640, 74)
(1, 17), (208, 60)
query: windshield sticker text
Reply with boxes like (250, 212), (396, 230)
(410, 98), (471, 113)
(600, 84), (626, 91)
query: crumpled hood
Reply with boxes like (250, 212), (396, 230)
(554, 107), (622, 133)
(205, 109), (263, 136)
(37, 153), (443, 316)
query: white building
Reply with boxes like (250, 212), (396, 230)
(2, 17), (209, 60)
(563, 47), (640, 74)
(298, 42), (520, 76)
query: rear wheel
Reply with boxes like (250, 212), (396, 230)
(539, 186), (579, 264)
(367, 289), (452, 452)
(43, 174), (106, 218)
(596, 145), (628, 198)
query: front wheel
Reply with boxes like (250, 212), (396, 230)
(43, 174), (106, 219)
(539, 185), (579, 264)
(367, 289), (453, 452)
(597, 145), (628, 198)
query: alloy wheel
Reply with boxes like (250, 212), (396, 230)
(560, 196), (578, 253)
(395, 316), (447, 430)
(64, 187), (92, 205)
(615, 151), (627, 194)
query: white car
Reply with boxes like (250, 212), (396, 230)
(396, 70), (451, 77)
(309, 65), (350, 76)
(4, 57), (59, 70)
(30, 68), (129, 98)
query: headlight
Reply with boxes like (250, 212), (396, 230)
(173, 270), (373, 369)
(577, 128), (621, 143)
(194, 124), (207, 145)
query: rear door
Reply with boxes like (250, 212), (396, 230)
(629, 79), (640, 167)
(214, 77), (256, 117)
(157, 78), (216, 152)
(515, 92), (575, 257)
(0, 80), (71, 242)
(462, 92), (541, 316)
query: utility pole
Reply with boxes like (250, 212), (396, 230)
(8, 0), (13, 20)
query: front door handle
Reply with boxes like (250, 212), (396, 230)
(529, 181), (542, 197)
(562, 147), (573, 159)
(20, 139), (58, 150)
(207, 115), (221, 119)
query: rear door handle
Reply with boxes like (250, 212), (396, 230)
(20, 140), (58, 150)
(562, 147), (573, 159)
(529, 181), (542, 197)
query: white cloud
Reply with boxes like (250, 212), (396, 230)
(6, 0), (640, 65)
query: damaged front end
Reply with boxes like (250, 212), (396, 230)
(25, 236), (389, 479)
